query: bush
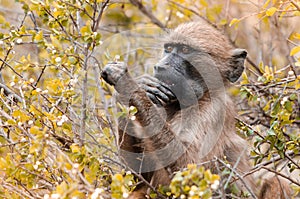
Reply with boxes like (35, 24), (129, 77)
(0, 0), (299, 198)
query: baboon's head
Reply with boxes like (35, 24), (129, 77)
(154, 21), (247, 106)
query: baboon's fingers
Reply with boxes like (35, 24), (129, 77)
(146, 93), (163, 106)
(140, 84), (170, 103)
(101, 63), (128, 86)
(137, 75), (175, 99)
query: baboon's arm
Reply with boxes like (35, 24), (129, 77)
(101, 62), (179, 152)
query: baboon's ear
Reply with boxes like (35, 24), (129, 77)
(226, 49), (247, 83)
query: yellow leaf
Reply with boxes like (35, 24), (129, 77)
(295, 61), (300, 67)
(29, 126), (40, 135)
(65, 162), (72, 170)
(19, 26), (26, 34)
(199, 0), (208, 7)
(266, 7), (277, 16)
(56, 181), (68, 194)
(0, 15), (5, 24)
(293, 32), (300, 40)
(29, 142), (39, 154)
(6, 119), (16, 125)
(241, 72), (249, 84)
(229, 18), (239, 27)
(12, 110), (30, 122)
(53, 10), (63, 18)
(113, 173), (123, 181)
(20, 55), (27, 63)
(70, 144), (80, 153)
(0, 157), (7, 169)
(187, 164), (196, 170)
(290, 46), (300, 56)
(259, 61), (264, 73)
(262, 0), (271, 9)
(219, 19), (227, 25)
(206, 8), (216, 22)
(265, 65), (270, 74)
(294, 11), (300, 16)
(34, 31), (43, 42)
(50, 34), (62, 49)
(296, 79), (300, 90)
(211, 174), (220, 181)
(279, 11), (287, 19)
(80, 25), (92, 36)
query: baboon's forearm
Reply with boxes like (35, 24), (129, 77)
(115, 74), (176, 151)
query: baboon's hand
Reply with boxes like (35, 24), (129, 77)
(136, 74), (175, 106)
(101, 62), (128, 86)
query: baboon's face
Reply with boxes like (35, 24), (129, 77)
(154, 42), (213, 107)
(153, 22), (247, 107)
(153, 40), (247, 107)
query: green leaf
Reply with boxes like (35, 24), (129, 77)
(267, 130), (276, 136)
(263, 100), (271, 112)
(284, 101), (293, 112)
(271, 102), (280, 116)
(290, 93), (297, 100)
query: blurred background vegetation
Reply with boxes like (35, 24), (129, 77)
(0, 0), (299, 198)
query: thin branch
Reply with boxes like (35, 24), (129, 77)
(93, 0), (110, 32)
(0, 82), (22, 102)
(245, 57), (263, 76)
(167, 0), (217, 29)
(14, 178), (35, 198)
(129, 0), (166, 30)
(216, 158), (257, 199)
(79, 53), (88, 146)
(224, 147), (247, 189)
(261, 166), (300, 186)
(290, 0), (300, 12)
(2, 182), (35, 199)
(235, 117), (264, 139)
(253, 151), (295, 170)
(0, 58), (23, 78)
(125, 163), (168, 199)
(35, 65), (47, 86)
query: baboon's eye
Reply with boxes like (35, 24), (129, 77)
(181, 45), (190, 54)
(165, 45), (173, 53)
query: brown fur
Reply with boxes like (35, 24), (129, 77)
(102, 21), (291, 199)
(122, 21), (255, 198)
(259, 176), (291, 199)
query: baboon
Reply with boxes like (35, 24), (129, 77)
(101, 21), (291, 198)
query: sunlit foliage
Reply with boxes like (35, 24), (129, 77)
(0, 0), (299, 198)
